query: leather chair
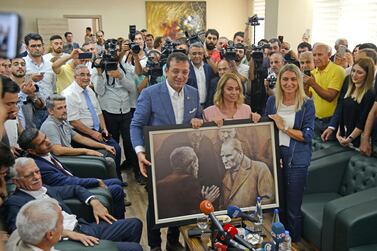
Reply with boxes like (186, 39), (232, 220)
(302, 152), (377, 251)
(55, 239), (118, 251)
(55, 155), (114, 179)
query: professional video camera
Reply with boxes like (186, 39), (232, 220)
(128, 24), (141, 54)
(184, 31), (205, 46)
(219, 41), (237, 61)
(145, 51), (163, 85)
(251, 41), (271, 68)
(159, 39), (186, 65)
(247, 14), (264, 26)
(92, 39), (119, 71)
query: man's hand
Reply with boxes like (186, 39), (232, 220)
(104, 145), (116, 155)
(84, 149), (103, 157)
(63, 230), (99, 247)
(97, 179), (107, 188)
(303, 75), (316, 87)
(191, 118), (203, 129)
(10, 146), (22, 157)
(201, 185), (220, 203)
(321, 128), (334, 142)
(90, 198), (117, 224)
(21, 81), (36, 96)
(107, 70), (122, 79)
(137, 152), (151, 177)
(70, 49), (80, 59)
(360, 136), (372, 156)
(31, 73), (44, 82)
(90, 131), (104, 142)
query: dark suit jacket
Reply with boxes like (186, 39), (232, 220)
(187, 62), (215, 107)
(4, 185), (92, 233)
(32, 155), (99, 188)
(156, 169), (202, 219)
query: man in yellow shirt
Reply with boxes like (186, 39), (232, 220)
(52, 49), (89, 93)
(303, 42), (346, 137)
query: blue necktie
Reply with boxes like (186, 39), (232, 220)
(82, 88), (100, 131)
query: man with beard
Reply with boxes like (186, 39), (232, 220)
(0, 58), (11, 77)
(1, 79), (20, 146)
(9, 57), (45, 129)
(43, 35), (69, 64)
(264, 52), (285, 96)
(204, 29), (221, 64)
(234, 43), (249, 80)
(23, 33), (55, 103)
(63, 31), (80, 54)
(187, 43), (216, 108)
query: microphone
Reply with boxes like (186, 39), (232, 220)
(200, 200), (250, 251)
(227, 205), (256, 222)
(223, 224), (254, 250)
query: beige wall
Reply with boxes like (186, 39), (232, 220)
(264, 0), (313, 50)
(0, 0), (253, 41)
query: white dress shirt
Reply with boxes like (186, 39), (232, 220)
(166, 80), (184, 124)
(23, 55), (56, 101)
(191, 62), (207, 104)
(61, 81), (102, 129)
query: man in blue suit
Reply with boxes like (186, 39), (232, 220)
(186, 43), (216, 108)
(4, 157), (143, 251)
(130, 52), (203, 251)
(17, 127), (126, 219)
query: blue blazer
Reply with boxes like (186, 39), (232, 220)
(187, 62), (215, 107)
(4, 185), (92, 233)
(265, 96), (315, 167)
(33, 155), (100, 188)
(130, 81), (202, 149)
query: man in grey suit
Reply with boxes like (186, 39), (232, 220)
(130, 52), (203, 251)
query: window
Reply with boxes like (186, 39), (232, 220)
(312, 0), (377, 50)
(252, 0), (266, 44)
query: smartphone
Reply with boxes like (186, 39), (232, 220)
(0, 12), (22, 59)
(78, 52), (93, 59)
(338, 45), (346, 58)
(129, 25), (136, 41)
(304, 70), (311, 76)
(24, 74), (32, 84)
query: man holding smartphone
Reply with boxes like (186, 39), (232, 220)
(52, 48), (91, 93)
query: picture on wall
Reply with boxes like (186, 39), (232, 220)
(145, 120), (281, 226)
(145, 1), (206, 40)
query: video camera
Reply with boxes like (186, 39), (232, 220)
(220, 41), (237, 61)
(247, 14), (264, 26)
(128, 25), (141, 54)
(184, 31), (204, 46)
(92, 39), (119, 71)
(266, 73), (277, 89)
(251, 41), (271, 68)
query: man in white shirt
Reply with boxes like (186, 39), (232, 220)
(43, 35), (69, 64)
(22, 33), (55, 102)
(61, 65), (122, 179)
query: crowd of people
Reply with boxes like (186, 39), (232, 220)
(0, 23), (376, 251)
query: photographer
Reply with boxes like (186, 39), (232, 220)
(264, 52), (285, 96)
(137, 50), (164, 92)
(9, 57), (45, 129)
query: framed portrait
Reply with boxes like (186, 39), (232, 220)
(145, 1), (206, 40)
(145, 119), (281, 227)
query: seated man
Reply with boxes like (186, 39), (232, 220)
(62, 65), (122, 179)
(40, 94), (118, 178)
(7, 198), (63, 251)
(18, 128), (126, 219)
(4, 157), (143, 251)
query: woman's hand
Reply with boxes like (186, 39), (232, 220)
(214, 119), (224, 127)
(251, 112), (261, 123)
(336, 130), (350, 146)
(268, 114), (285, 131)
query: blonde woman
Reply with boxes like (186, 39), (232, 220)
(259, 64), (315, 242)
(203, 72), (260, 125)
(336, 57), (375, 147)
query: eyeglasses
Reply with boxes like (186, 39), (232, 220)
(21, 169), (40, 179)
(29, 44), (43, 48)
